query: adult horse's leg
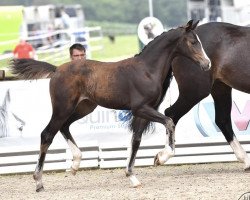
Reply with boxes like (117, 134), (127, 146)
(211, 81), (250, 170)
(60, 100), (97, 175)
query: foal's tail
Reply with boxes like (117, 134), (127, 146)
(129, 67), (173, 135)
(10, 59), (57, 80)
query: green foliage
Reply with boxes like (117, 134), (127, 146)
(153, 0), (188, 26)
(82, 0), (148, 24)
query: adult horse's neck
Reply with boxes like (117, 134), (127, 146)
(136, 29), (181, 78)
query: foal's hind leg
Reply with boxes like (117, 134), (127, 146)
(211, 81), (250, 170)
(33, 114), (71, 192)
(60, 100), (97, 175)
(125, 118), (148, 187)
(126, 132), (143, 187)
(61, 124), (81, 175)
(34, 80), (81, 192)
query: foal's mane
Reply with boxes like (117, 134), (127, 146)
(134, 27), (180, 57)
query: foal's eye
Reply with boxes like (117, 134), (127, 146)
(191, 40), (197, 45)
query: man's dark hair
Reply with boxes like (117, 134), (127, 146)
(69, 43), (86, 56)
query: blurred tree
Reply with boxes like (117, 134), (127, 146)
(154, 0), (188, 27)
(82, 0), (187, 27)
(0, 0), (24, 5)
(0, 0), (187, 27)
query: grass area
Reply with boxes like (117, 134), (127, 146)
(90, 34), (140, 61)
(86, 21), (137, 35)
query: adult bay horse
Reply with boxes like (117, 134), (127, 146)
(10, 20), (211, 191)
(155, 22), (250, 171)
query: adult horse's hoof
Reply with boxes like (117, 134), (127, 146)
(36, 186), (45, 192)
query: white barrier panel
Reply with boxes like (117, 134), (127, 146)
(0, 79), (134, 142)
(1, 78), (250, 141)
(0, 79), (51, 138)
(158, 78), (250, 138)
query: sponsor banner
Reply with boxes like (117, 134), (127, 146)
(0, 79), (249, 141)
(194, 91), (250, 137)
(158, 79), (250, 139)
(0, 80), (134, 140)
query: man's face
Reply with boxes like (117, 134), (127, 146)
(71, 49), (86, 61)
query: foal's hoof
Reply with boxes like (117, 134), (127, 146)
(128, 175), (142, 188)
(132, 183), (142, 188)
(36, 186), (45, 192)
(154, 155), (161, 166)
(71, 167), (77, 176)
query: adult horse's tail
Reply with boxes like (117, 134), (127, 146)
(129, 67), (173, 134)
(10, 59), (57, 80)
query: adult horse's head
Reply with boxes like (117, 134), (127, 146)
(174, 20), (211, 71)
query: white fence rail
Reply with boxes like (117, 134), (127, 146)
(99, 136), (250, 169)
(1, 136), (250, 174)
(0, 141), (99, 174)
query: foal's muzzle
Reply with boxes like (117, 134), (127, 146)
(199, 58), (211, 71)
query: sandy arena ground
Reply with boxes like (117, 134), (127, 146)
(0, 162), (249, 200)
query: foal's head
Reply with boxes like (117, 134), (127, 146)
(174, 20), (211, 71)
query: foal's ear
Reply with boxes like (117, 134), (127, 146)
(191, 20), (199, 30)
(185, 20), (194, 31)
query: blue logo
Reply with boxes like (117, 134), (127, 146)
(118, 110), (132, 122)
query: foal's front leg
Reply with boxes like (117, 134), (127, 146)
(154, 118), (175, 165)
(132, 105), (176, 166)
(126, 105), (175, 187)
